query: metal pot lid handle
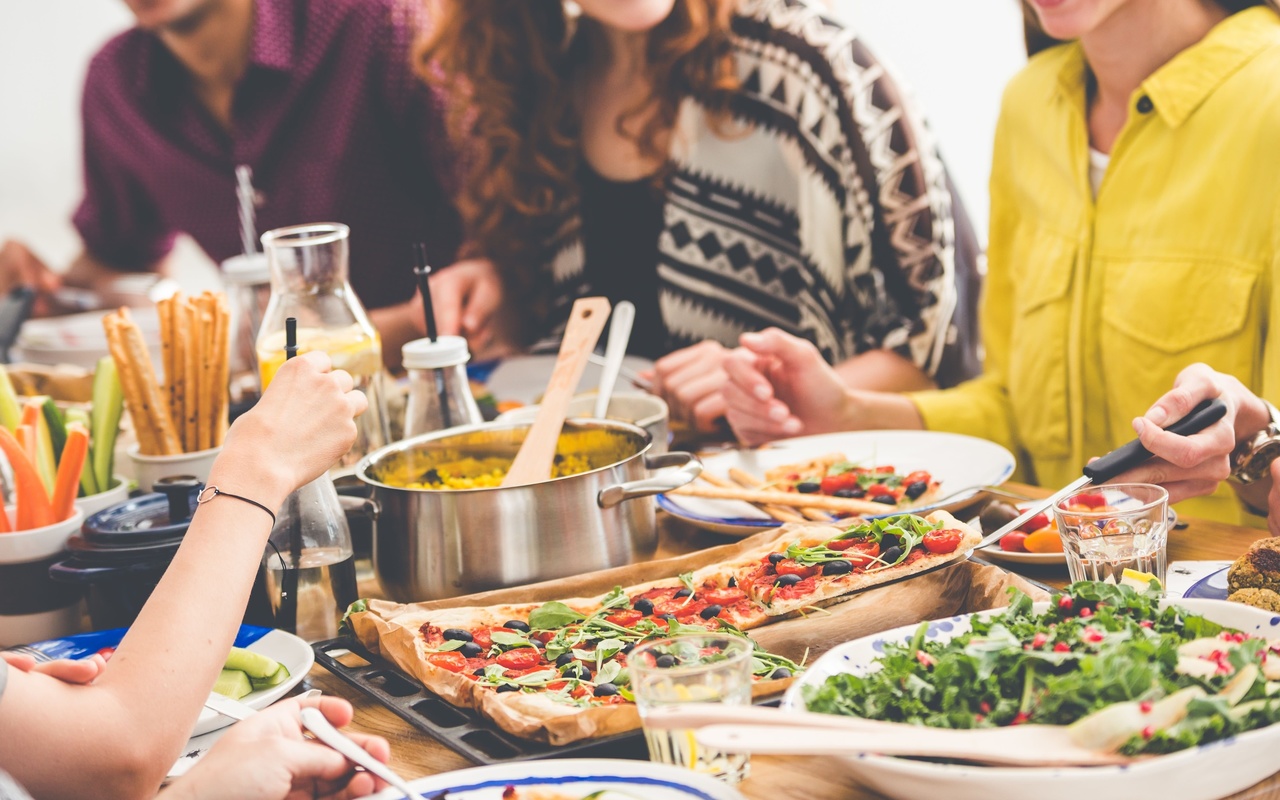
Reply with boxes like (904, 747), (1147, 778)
(598, 451), (702, 508)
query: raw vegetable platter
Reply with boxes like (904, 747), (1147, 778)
(782, 585), (1280, 800)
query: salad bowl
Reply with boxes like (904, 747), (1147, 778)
(782, 597), (1280, 800)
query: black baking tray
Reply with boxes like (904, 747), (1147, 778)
(312, 634), (651, 764)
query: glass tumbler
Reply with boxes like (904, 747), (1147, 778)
(1052, 483), (1170, 589)
(630, 635), (753, 784)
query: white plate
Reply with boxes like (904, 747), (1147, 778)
(190, 628), (313, 737)
(14, 307), (162, 370)
(484, 354), (656, 405)
(974, 502), (1066, 567)
(658, 430), (1016, 535)
(783, 599), (1280, 800)
(368, 758), (747, 800)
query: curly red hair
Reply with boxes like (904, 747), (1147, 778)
(419, 0), (738, 311)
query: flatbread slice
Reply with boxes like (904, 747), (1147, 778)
(733, 510), (982, 617)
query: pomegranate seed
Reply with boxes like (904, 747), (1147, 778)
(1082, 626), (1104, 644)
(1032, 633), (1049, 649)
(1011, 712), (1029, 725)
(916, 651), (936, 668)
(1054, 642), (1071, 653)
(1139, 701), (1153, 714)
(1139, 620), (1153, 629)
(980, 702), (992, 714)
(974, 714), (985, 723)
(1079, 607), (1094, 619)
(1057, 596), (1074, 611)
(1141, 726), (1154, 740)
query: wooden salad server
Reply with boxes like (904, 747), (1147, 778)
(502, 297), (611, 487)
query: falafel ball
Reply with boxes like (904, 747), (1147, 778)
(1227, 537), (1280, 594)
(1227, 587), (1280, 613)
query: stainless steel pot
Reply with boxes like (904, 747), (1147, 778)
(357, 420), (701, 602)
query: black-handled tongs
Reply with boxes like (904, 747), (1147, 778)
(976, 397), (1228, 549)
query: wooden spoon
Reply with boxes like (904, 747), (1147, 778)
(502, 297), (611, 487)
(641, 704), (1151, 768)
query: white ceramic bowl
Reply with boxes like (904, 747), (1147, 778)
(73, 474), (130, 520)
(783, 598), (1280, 800)
(0, 509), (87, 646)
(499, 392), (670, 454)
(128, 446), (221, 493)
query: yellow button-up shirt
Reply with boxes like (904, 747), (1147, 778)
(912, 7), (1280, 524)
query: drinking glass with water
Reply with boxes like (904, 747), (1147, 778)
(629, 635), (753, 784)
(1052, 483), (1170, 589)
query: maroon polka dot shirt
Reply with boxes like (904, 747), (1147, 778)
(72, 0), (461, 309)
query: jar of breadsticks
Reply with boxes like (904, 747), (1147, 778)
(104, 294), (232, 490)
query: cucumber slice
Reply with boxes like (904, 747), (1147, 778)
(249, 663), (291, 690)
(223, 646), (283, 679)
(41, 398), (66, 463)
(212, 668), (253, 700)
(90, 357), (124, 493)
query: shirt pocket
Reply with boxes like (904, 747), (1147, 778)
(1006, 228), (1075, 459)
(1100, 257), (1260, 402)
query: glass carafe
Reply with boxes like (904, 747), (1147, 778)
(257, 223), (388, 469)
(261, 475), (358, 643)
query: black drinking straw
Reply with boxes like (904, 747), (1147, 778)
(413, 244), (452, 428)
(277, 316), (301, 634)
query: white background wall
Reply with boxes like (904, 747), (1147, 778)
(0, 1), (1025, 274)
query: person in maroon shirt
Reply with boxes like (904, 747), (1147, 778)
(0, 0), (476, 367)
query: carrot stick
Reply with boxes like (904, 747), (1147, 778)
(20, 401), (39, 429)
(52, 424), (88, 522)
(16, 424), (36, 470)
(0, 427), (54, 529)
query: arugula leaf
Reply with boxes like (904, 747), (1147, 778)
(433, 639), (466, 652)
(528, 601), (585, 630)
(489, 630), (532, 648)
(596, 660), (623, 686)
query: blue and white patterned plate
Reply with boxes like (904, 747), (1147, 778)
(781, 599), (1280, 800)
(1184, 567), (1230, 600)
(659, 430), (1016, 536)
(368, 758), (747, 800)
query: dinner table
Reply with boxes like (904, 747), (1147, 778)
(305, 482), (1280, 800)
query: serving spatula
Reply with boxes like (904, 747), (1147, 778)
(502, 297), (611, 487)
(976, 397), (1227, 550)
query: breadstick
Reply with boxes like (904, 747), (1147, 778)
(729, 467), (833, 522)
(171, 295), (190, 451)
(119, 308), (181, 455)
(212, 294), (230, 445)
(669, 484), (892, 516)
(184, 301), (201, 451)
(196, 296), (215, 451)
(103, 314), (157, 456)
(158, 297), (174, 428)
(700, 473), (806, 524)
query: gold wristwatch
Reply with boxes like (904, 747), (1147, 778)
(1230, 399), (1280, 485)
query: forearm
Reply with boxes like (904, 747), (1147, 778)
(62, 248), (167, 289)
(832, 349), (936, 393)
(0, 461), (291, 799)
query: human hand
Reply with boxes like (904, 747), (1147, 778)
(0, 240), (62, 317)
(1110, 363), (1271, 503)
(430, 258), (512, 360)
(722, 329), (849, 446)
(215, 351), (367, 503)
(0, 651), (106, 684)
(160, 696), (389, 800)
(644, 341), (733, 432)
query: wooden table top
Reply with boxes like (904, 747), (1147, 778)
(307, 483), (1279, 799)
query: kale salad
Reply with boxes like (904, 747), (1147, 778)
(802, 582), (1280, 755)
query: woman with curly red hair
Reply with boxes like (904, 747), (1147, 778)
(421, 0), (980, 430)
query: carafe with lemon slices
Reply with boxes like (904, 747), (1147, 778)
(258, 223), (389, 470)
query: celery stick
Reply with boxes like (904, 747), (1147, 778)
(90, 358), (124, 492)
(33, 400), (56, 495)
(0, 366), (20, 431)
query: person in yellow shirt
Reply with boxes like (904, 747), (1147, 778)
(719, 0), (1280, 525)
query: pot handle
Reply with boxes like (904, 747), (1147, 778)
(598, 451), (702, 508)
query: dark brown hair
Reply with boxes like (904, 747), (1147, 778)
(419, 0), (738, 300)
(1022, 0), (1279, 56)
